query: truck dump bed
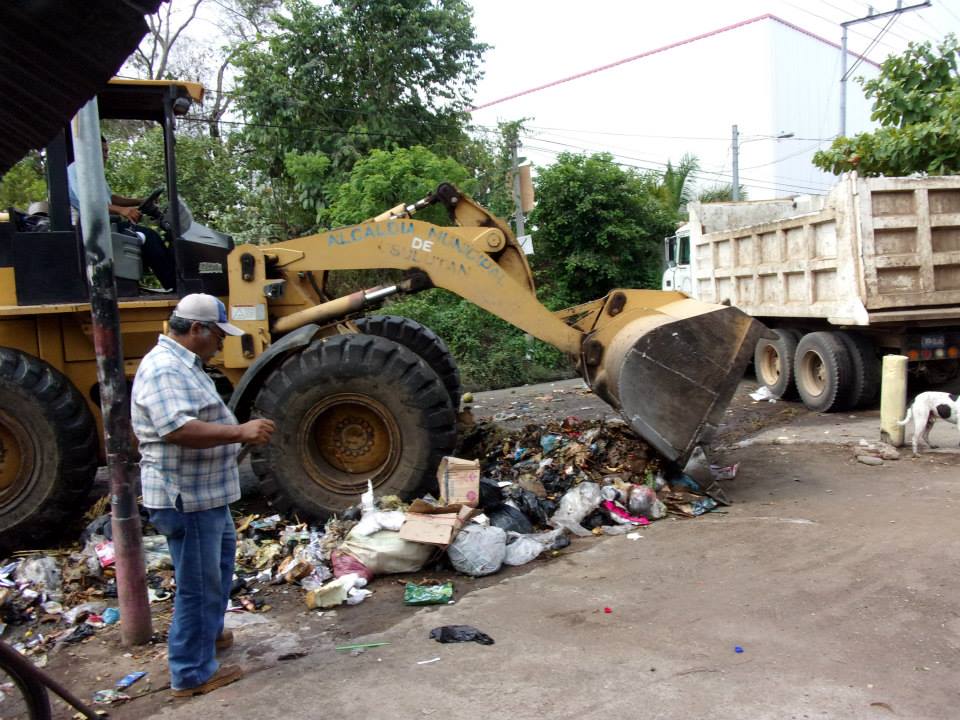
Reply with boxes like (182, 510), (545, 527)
(689, 174), (960, 325)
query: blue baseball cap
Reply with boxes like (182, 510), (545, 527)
(172, 293), (244, 336)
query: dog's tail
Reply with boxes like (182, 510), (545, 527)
(897, 406), (913, 426)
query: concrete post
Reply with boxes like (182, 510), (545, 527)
(880, 355), (908, 447)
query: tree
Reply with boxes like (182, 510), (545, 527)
(0, 153), (47, 210)
(813, 34), (960, 177)
(529, 152), (675, 306)
(233, 0), (488, 186)
(696, 183), (747, 203)
(656, 153), (700, 217)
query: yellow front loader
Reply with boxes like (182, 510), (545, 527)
(0, 79), (767, 543)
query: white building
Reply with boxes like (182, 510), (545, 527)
(471, 14), (880, 199)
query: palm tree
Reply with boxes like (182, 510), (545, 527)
(658, 153), (700, 218)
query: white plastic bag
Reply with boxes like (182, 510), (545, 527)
(503, 534), (544, 566)
(352, 511), (407, 537)
(549, 482), (601, 537)
(447, 525), (506, 576)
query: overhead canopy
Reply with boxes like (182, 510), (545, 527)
(0, 0), (163, 174)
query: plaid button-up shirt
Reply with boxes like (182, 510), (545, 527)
(132, 334), (241, 511)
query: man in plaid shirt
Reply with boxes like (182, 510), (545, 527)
(133, 294), (275, 697)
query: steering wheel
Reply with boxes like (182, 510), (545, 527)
(138, 187), (164, 220)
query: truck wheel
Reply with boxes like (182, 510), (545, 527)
(837, 332), (881, 408)
(794, 332), (855, 412)
(754, 329), (800, 398)
(250, 334), (457, 520)
(354, 315), (462, 409)
(0, 349), (98, 546)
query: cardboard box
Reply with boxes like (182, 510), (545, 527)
(399, 502), (475, 547)
(437, 456), (480, 507)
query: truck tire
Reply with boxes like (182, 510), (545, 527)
(837, 332), (881, 408)
(250, 334), (457, 520)
(353, 315), (462, 409)
(0, 349), (97, 546)
(794, 332), (855, 412)
(754, 328), (800, 399)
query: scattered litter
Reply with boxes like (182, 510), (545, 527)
(417, 657), (441, 665)
(92, 689), (131, 705)
(116, 671), (147, 689)
(604, 607), (612, 614)
(429, 625), (495, 645)
(857, 455), (884, 466)
(335, 641), (390, 652)
(102, 608), (119, 625)
(749, 386), (777, 402)
(626, 532), (643, 540)
(403, 582), (454, 606)
(447, 525), (506, 576)
(734, 645), (744, 654)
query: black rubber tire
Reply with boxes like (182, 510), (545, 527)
(753, 328), (800, 399)
(0, 349), (98, 546)
(794, 331), (855, 412)
(250, 334), (457, 521)
(0, 640), (52, 720)
(354, 315), (462, 409)
(837, 332), (881, 409)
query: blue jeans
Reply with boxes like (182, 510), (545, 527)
(148, 505), (236, 690)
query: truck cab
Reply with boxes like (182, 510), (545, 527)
(662, 223), (692, 295)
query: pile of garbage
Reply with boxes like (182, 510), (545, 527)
(0, 418), (739, 649)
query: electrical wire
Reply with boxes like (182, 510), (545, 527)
(845, 14), (900, 80)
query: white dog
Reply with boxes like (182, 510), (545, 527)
(897, 391), (960, 456)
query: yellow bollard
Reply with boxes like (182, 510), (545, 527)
(880, 355), (908, 446)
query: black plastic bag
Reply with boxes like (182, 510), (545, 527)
(487, 504), (533, 534)
(429, 625), (495, 645)
(478, 477), (505, 510)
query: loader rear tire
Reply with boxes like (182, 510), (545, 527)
(754, 328), (800, 399)
(250, 334), (457, 520)
(0, 349), (97, 546)
(794, 331), (854, 412)
(354, 315), (462, 409)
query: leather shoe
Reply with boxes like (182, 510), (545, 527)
(171, 664), (242, 697)
(215, 629), (233, 652)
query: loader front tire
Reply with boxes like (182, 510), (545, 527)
(0, 349), (97, 546)
(250, 334), (457, 520)
(794, 331), (854, 412)
(353, 315), (462, 409)
(754, 328), (800, 399)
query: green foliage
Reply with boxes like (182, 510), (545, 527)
(234, 0), (488, 185)
(323, 145), (474, 227)
(813, 35), (960, 176)
(384, 290), (569, 390)
(0, 153), (47, 210)
(656, 153), (700, 217)
(696, 183), (747, 203)
(529, 152), (675, 306)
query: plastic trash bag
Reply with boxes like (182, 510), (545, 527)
(14, 557), (62, 599)
(352, 510), (407, 537)
(549, 482), (602, 537)
(487, 503), (533, 534)
(429, 625), (495, 645)
(447, 524), (506, 576)
(331, 550), (373, 582)
(503, 534), (545, 566)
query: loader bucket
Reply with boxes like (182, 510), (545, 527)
(581, 290), (771, 465)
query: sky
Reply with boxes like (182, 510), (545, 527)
(464, 0), (960, 197)
(171, 0), (960, 197)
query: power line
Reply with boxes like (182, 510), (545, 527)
(845, 14), (900, 79)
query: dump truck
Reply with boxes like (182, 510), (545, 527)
(663, 173), (960, 412)
(0, 78), (768, 545)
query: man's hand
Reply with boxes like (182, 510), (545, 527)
(115, 205), (142, 223)
(237, 419), (276, 445)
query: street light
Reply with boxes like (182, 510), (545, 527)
(731, 126), (794, 201)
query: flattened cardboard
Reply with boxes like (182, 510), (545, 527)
(399, 505), (475, 547)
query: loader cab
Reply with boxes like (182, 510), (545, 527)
(662, 224), (692, 295)
(0, 78), (233, 307)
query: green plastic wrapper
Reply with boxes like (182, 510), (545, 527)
(403, 581), (454, 606)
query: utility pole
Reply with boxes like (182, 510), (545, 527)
(839, 1), (931, 137)
(511, 138), (526, 238)
(72, 100), (152, 646)
(731, 124), (740, 201)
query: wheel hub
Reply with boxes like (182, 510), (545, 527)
(759, 345), (782, 385)
(799, 351), (827, 396)
(0, 409), (32, 501)
(301, 394), (401, 495)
